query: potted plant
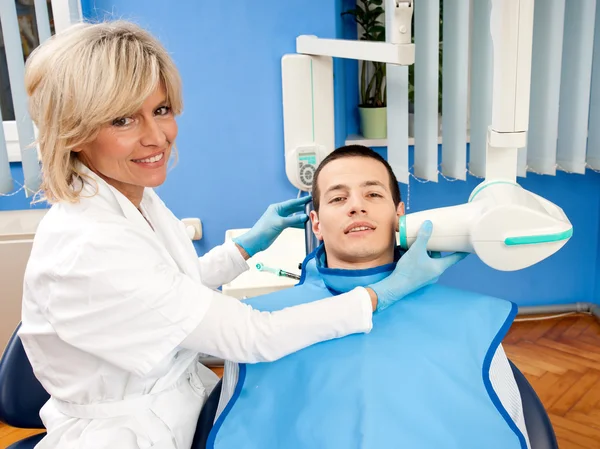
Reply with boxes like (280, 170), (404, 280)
(342, 0), (388, 139)
(344, 0), (444, 139)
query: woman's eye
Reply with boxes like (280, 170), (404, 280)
(155, 106), (171, 116)
(112, 117), (133, 127)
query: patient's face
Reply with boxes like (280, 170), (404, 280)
(311, 156), (404, 269)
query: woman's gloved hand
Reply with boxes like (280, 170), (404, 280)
(233, 196), (312, 257)
(368, 220), (469, 312)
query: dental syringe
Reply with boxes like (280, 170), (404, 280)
(255, 262), (301, 280)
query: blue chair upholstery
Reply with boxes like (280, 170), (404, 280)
(0, 323), (49, 449)
(509, 360), (558, 449)
(5, 433), (46, 449)
(191, 380), (223, 448)
(191, 362), (558, 449)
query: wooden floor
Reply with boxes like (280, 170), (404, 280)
(504, 313), (600, 449)
(1, 314), (599, 448)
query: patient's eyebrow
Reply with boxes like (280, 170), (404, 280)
(325, 180), (387, 195)
(361, 180), (386, 189)
(324, 184), (349, 195)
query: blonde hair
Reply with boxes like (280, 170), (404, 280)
(25, 20), (183, 203)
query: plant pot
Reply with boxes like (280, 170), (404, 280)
(359, 106), (387, 139)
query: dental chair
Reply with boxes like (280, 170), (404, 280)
(0, 323), (559, 449)
(0, 324), (48, 449)
(191, 362), (559, 449)
(509, 360), (559, 449)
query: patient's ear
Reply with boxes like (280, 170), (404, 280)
(395, 202), (405, 232)
(310, 210), (324, 241)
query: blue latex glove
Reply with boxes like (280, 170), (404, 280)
(369, 220), (469, 313)
(233, 196), (312, 257)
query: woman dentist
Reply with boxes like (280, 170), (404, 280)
(19, 20), (466, 449)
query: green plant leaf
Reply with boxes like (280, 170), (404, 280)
(356, 3), (366, 17)
(341, 4), (368, 32)
(341, 9), (366, 30)
(372, 25), (386, 40)
(345, 0), (448, 110)
(364, 6), (384, 27)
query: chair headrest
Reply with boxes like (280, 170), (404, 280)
(509, 360), (558, 449)
(0, 323), (49, 429)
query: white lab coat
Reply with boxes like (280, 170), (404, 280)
(19, 165), (373, 449)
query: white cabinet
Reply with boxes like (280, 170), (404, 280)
(0, 209), (47, 351)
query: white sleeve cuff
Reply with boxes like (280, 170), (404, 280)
(353, 287), (374, 334)
(196, 240), (250, 289)
(222, 240), (250, 274)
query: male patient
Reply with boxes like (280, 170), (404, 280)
(209, 146), (531, 449)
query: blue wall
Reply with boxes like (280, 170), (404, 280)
(1, 0), (597, 306)
(80, 0), (340, 253)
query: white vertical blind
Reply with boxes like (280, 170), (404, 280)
(0, 0), (81, 198)
(386, 63), (410, 185)
(468, 0), (493, 178)
(413, 0), (439, 181)
(586, 1), (600, 169)
(34, 0), (52, 43)
(403, 0), (600, 181)
(441, 0), (470, 180)
(525, 0), (566, 176)
(556, 0), (597, 174)
(0, 105), (12, 194)
(384, 0), (409, 184)
(51, 0), (82, 34)
(0, 0), (40, 196)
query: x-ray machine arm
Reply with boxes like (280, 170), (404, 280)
(282, 0), (573, 271)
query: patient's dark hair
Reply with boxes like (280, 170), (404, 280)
(311, 145), (402, 212)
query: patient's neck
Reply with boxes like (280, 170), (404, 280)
(325, 246), (396, 270)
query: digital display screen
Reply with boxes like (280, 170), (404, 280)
(299, 153), (317, 165)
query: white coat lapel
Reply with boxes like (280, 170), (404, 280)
(77, 164), (200, 281)
(140, 189), (202, 282)
(77, 163), (154, 233)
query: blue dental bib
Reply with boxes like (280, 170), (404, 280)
(208, 246), (526, 449)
